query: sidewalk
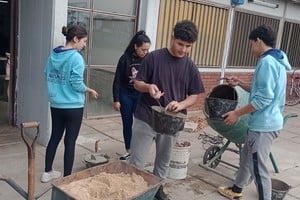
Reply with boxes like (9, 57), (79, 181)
(1, 105), (300, 200)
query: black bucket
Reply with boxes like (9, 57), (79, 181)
(271, 178), (290, 200)
(205, 84), (238, 120)
(151, 106), (186, 136)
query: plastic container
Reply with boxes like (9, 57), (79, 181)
(168, 141), (191, 179)
(51, 161), (163, 200)
(271, 178), (290, 200)
(151, 106), (186, 135)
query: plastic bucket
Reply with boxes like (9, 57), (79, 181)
(151, 106), (186, 136)
(271, 178), (290, 200)
(168, 141), (191, 179)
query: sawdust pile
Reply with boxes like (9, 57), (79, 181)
(60, 172), (149, 200)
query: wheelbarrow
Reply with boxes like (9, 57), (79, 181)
(199, 85), (297, 180)
(0, 121), (50, 200)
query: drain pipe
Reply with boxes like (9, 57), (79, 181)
(220, 6), (235, 84)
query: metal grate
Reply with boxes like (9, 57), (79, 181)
(156, 0), (228, 66)
(228, 11), (280, 67)
(281, 22), (300, 68)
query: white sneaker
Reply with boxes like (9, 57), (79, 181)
(41, 170), (61, 183)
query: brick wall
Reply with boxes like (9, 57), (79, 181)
(188, 71), (254, 111)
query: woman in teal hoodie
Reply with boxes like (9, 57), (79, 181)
(42, 25), (98, 183)
(218, 25), (291, 200)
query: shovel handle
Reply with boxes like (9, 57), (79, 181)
(21, 121), (40, 149)
(21, 121), (40, 128)
(20, 121), (40, 200)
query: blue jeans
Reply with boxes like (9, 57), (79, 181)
(119, 88), (140, 150)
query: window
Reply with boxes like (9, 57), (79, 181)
(68, 0), (91, 9)
(67, 0), (139, 117)
(93, 0), (136, 15)
(91, 14), (135, 66)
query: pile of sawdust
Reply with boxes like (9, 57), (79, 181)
(60, 172), (149, 200)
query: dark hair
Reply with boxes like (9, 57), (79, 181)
(124, 30), (151, 55)
(173, 20), (198, 43)
(249, 24), (276, 47)
(62, 25), (88, 42)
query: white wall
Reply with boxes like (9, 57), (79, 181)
(138, 0), (160, 51)
(202, 0), (300, 22)
(53, 0), (68, 47)
(285, 2), (300, 21)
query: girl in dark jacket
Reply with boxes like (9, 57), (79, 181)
(112, 31), (151, 160)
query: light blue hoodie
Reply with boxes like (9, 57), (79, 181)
(45, 46), (87, 108)
(248, 49), (291, 132)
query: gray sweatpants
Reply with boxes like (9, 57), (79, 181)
(234, 129), (278, 200)
(129, 117), (177, 179)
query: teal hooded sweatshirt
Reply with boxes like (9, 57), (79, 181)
(248, 49), (291, 132)
(45, 46), (87, 108)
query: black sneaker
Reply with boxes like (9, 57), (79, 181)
(119, 153), (130, 160)
(155, 185), (170, 200)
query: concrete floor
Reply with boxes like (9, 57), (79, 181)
(1, 105), (300, 200)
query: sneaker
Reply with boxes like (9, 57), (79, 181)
(217, 187), (243, 200)
(119, 153), (130, 160)
(41, 170), (61, 183)
(155, 185), (170, 200)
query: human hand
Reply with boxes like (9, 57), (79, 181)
(89, 89), (99, 99)
(148, 84), (164, 99)
(225, 76), (240, 87)
(113, 102), (121, 111)
(165, 101), (183, 112)
(222, 110), (239, 125)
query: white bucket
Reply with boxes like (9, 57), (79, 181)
(168, 141), (191, 179)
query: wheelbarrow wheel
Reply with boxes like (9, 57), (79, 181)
(203, 145), (221, 169)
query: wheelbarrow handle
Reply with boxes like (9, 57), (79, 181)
(0, 175), (28, 199)
(283, 113), (298, 126)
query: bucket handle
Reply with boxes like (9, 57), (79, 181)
(155, 99), (163, 111)
(204, 94), (210, 118)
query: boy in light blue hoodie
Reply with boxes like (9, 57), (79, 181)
(218, 25), (291, 200)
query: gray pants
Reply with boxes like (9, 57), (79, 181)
(234, 129), (278, 200)
(129, 117), (177, 179)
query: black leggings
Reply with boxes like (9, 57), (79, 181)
(45, 107), (83, 176)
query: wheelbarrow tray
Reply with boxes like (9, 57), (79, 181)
(51, 161), (163, 200)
